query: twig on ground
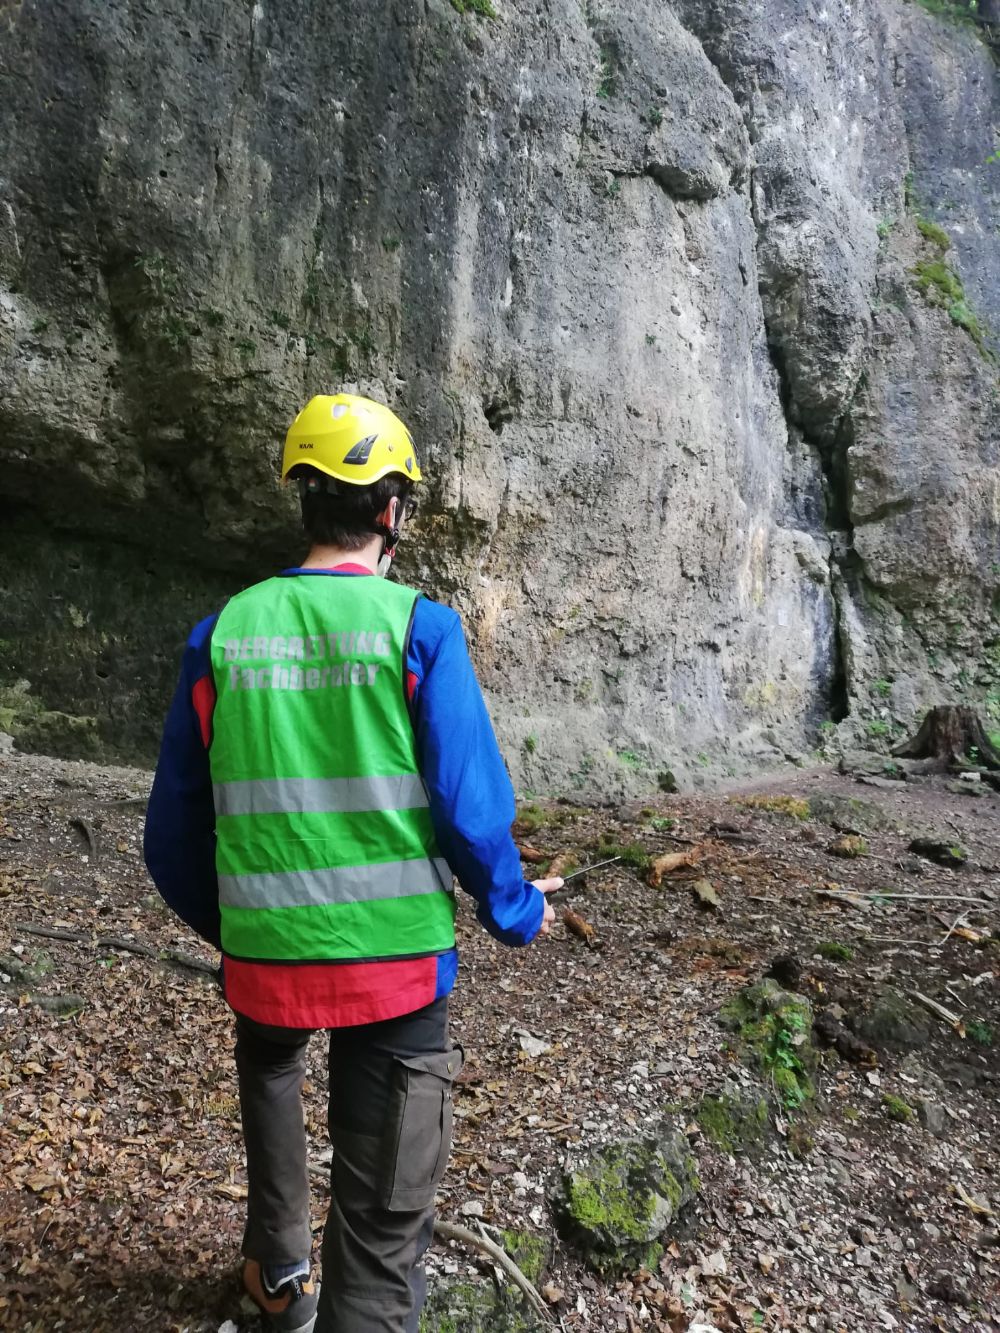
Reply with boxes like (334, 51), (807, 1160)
(14, 922), (218, 977)
(955, 1181), (995, 1217)
(433, 1219), (554, 1325)
(15, 924), (91, 943)
(814, 890), (991, 906)
(857, 935), (931, 946)
(69, 817), (99, 862)
(940, 911), (970, 945)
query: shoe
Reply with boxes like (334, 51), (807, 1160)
(243, 1259), (319, 1333)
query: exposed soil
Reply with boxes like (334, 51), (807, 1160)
(1, 752), (998, 1332)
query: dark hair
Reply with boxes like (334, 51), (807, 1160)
(291, 466), (414, 550)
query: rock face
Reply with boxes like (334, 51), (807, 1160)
(1, 0), (998, 784)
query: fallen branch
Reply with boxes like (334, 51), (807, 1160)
(857, 935), (939, 946)
(954, 1181), (994, 1217)
(940, 912), (970, 946)
(15, 925), (90, 943)
(813, 890), (991, 906)
(910, 989), (963, 1032)
(14, 923), (218, 977)
(433, 1220), (554, 1326)
(563, 908), (598, 947)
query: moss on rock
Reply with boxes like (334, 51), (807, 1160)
(695, 1092), (769, 1154)
(807, 793), (890, 834)
(719, 978), (816, 1111)
(419, 1279), (544, 1332)
(553, 1131), (699, 1275)
(499, 1230), (548, 1286)
(882, 1093), (915, 1123)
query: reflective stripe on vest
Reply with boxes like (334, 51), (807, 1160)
(214, 773), (429, 817)
(209, 574), (456, 964)
(219, 856), (453, 910)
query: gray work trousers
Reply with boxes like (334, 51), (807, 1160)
(234, 997), (461, 1333)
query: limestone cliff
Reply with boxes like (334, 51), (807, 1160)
(0, 0), (998, 790)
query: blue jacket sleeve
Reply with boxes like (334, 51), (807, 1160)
(143, 616), (222, 949)
(408, 599), (545, 947)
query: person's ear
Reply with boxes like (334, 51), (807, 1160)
(376, 496), (400, 530)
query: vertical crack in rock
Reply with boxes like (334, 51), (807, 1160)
(670, 10), (852, 723)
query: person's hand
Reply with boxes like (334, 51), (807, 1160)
(532, 877), (563, 937)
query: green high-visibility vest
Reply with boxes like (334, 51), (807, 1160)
(209, 573), (456, 963)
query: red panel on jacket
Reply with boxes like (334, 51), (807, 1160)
(222, 955), (438, 1029)
(191, 675), (217, 749)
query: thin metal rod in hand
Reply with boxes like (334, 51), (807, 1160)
(560, 856), (622, 884)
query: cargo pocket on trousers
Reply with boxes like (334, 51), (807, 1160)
(382, 1046), (464, 1212)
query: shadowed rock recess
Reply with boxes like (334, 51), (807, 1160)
(1, 0), (998, 787)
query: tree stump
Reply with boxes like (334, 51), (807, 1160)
(893, 706), (1000, 771)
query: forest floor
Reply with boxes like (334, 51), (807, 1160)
(0, 751), (998, 1333)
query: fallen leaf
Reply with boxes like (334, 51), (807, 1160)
(24, 1172), (62, 1194)
(214, 1182), (248, 1200)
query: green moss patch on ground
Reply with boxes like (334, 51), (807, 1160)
(695, 1091), (769, 1155)
(720, 978), (816, 1111)
(499, 1230), (547, 1286)
(419, 1279), (543, 1332)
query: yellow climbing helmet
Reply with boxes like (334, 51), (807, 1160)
(281, 393), (422, 486)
